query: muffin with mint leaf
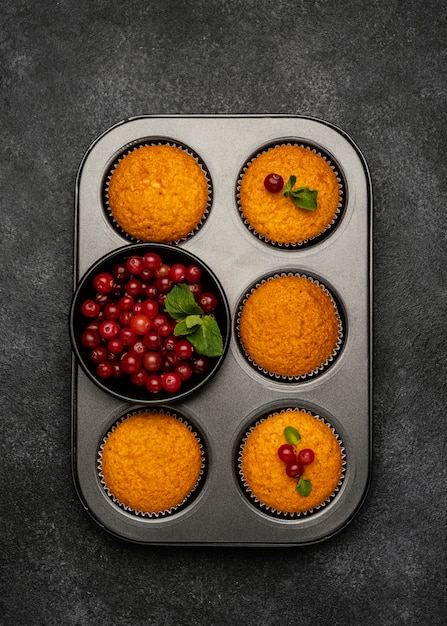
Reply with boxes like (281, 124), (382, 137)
(238, 407), (346, 518)
(236, 142), (345, 247)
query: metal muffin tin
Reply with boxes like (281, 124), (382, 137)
(71, 115), (372, 545)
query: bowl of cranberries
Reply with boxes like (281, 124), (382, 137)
(70, 243), (231, 403)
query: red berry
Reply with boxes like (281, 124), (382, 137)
(93, 272), (114, 294)
(191, 355), (209, 375)
(198, 292), (217, 313)
(143, 252), (162, 271)
(130, 313), (151, 335)
(130, 369), (147, 386)
(112, 263), (130, 282)
(120, 352), (141, 374)
(146, 374), (162, 393)
(81, 329), (100, 349)
(125, 255), (144, 275)
(125, 278), (142, 297)
(97, 361), (114, 379)
(174, 339), (194, 360)
(185, 264), (201, 284)
(161, 372), (182, 393)
(175, 362), (193, 381)
(277, 444), (295, 463)
(99, 320), (120, 340)
(169, 263), (187, 282)
(143, 351), (163, 373)
(81, 299), (100, 318)
(297, 448), (315, 465)
(264, 173), (284, 193)
(90, 346), (108, 364)
(285, 460), (304, 478)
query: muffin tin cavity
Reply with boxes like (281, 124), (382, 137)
(236, 404), (346, 520)
(72, 115), (372, 545)
(235, 270), (346, 383)
(102, 138), (213, 244)
(98, 407), (207, 518)
(236, 140), (346, 249)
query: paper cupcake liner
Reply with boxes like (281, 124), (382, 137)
(236, 140), (346, 248)
(235, 271), (345, 383)
(102, 139), (213, 244)
(237, 407), (347, 519)
(97, 408), (207, 518)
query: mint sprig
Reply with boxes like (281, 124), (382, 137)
(165, 283), (224, 358)
(283, 175), (318, 211)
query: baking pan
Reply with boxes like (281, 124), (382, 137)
(71, 115), (372, 545)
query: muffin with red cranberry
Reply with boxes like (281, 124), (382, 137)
(237, 143), (344, 247)
(238, 408), (345, 517)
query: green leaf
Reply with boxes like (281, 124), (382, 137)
(290, 187), (318, 211)
(283, 175), (296, 197)
(296, 476), (312, 497)
(187, 315), (223, 357)
(284, 426), (301, 445)
(165, 283), (204, 320)
(173, 315), (203, 336)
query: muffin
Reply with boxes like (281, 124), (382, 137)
(105, 143), (211, 242)
(239, 408), (345, 516)
(99, 410), (205, 516)
(237, 143), (344, 246)
(237, 273), (343, 380)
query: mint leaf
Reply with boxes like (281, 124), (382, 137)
(173, 315), (203, 336)
(283, 175), (296, 197)
(283, 175), (318, 210)
(284, 426), (301, 445)
(187, 315), (223, 357)
(290, 187), (318, 211)
(296, 476), (312, 497)
(165, 283), (204, 319)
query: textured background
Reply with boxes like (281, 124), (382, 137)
(1, 1), (446, 624)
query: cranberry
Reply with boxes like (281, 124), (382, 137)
(175, 362), (193, 381)
(198, 292), (217, 313)
(97, 361), (114, 379)
(146, 374), (163, 393)
(185, 265), (201, 283)
(81, 329), (100, 349)
(130, 369), (147, 386)
(143, 351), (163, 372)
(90, 346), (108, 364)
(120, 352), (141, 374)
(169, 263), (187, 282)
(285, 460), (304, 479)
(130, 313), (151, 335)
(81, 299), (100, 318)
(93, 272), (115, 294)
(99, 320), (120, 340)
(154, 276), (173, 294)
(103, 302), (120, 320)
(174, 339), (194, 360)
(143, 252), (162, 271)
(297, 448), (315, 465)
(277, 444), (296, 463)
(108, 338), (124, 354)
(125, 279), (142, 297)
(119, 295), (134, 311)
(191, 355), (209, 375)
(264, 173), (284, 193)
(112, 263), (130, 282)
(161, 372), (182, 393)
(126, 255), (144, 275)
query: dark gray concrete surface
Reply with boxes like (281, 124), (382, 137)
(1, 1), (446, 624)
